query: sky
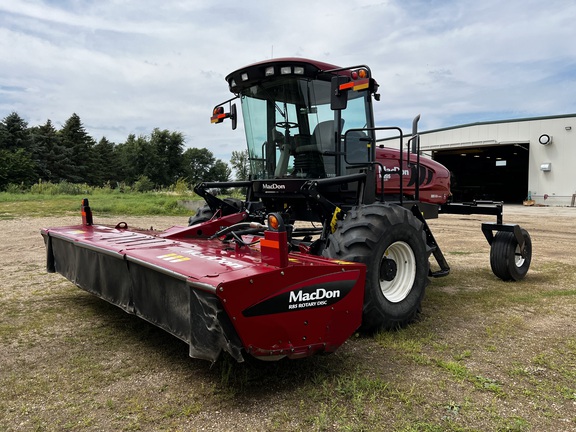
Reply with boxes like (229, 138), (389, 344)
(1, 0), (576, 162)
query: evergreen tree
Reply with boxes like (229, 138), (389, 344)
(0, 112), (31, 151)
(58, 113), (96, 184)
(0, 112), (35, 188)
(93, 137), (119, 185)
(29, 120), (69, 182)
(0, 148), (35, 188)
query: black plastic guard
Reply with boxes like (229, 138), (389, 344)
(44, 234), (244, 363)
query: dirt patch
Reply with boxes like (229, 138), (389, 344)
(1, 207), (575, 431)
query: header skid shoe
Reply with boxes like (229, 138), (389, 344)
(41, 214), (365, 362)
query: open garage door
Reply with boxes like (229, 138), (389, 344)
(432, 143), (529, 203)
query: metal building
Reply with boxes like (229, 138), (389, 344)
(415, 114), (576, 206)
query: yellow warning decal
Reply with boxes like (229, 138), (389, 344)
(66, 230), (85, 235)
(330, 207), (342, 233)
(157, 253), (191, 263)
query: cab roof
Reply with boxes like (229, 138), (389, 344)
(225, 57), (345, 94)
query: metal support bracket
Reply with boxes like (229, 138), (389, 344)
(481, 222), (527, 258)
(410, 204), (450, 277)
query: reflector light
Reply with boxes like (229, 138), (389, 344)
(260, 238), (280, 249)
(280, 66), (291, 75)
(268, 214), (280, 230)
(351, 68), (369, 79)
(210, 113), (227, 124)
(81, 198), (93, 226)
(339, 81), (355, 90)
(339, 78), (370, 92)
(294, 66), (304, 75)
(241, 73), (249, 81)
(265, 66), (275, 76)
(210, 106), (227, 124)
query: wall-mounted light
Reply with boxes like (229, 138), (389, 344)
(540, 162), (552, 172)
(539, 134), (552, 145)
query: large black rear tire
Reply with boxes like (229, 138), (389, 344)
(323, 203), (431, 331)
(188, 205), (214, 226)
(489, 228), (532, 281)
(188, 198), (244, 226)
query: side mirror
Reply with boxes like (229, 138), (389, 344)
(231, 103), (237, 130)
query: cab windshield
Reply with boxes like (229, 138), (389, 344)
(240, 76), (372, 179)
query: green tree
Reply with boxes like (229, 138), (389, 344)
(0, 112), (36, 189)
(116, 134), (154, 185)
(92, 137), (119, 185)
(0, 111), (197, 189)
(29, 119), (69, 182)
(230, 149), (249, 180)
(148, 128), (184, 187)
(58, 113), (96, 184)
(208, 159), (231, 182)
(182, 147), (216, 185)
(0, 148), (36, 189)
(0, 112), (31, 151)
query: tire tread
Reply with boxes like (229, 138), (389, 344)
(324, 203), (431, 331)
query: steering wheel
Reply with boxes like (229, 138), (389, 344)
(275, 121), (298, 129)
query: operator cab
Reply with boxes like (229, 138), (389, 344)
(208, 58), (383, 222)
(224, 58), (378, 180)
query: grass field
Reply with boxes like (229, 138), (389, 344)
(0, 191), (199, 219)
(0, 199), (575, 431)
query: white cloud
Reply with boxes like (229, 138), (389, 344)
(1, 0), (576, 161)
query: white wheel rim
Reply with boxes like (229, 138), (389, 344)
(514, 244), (525, 267)
(380, 241), (416, 303)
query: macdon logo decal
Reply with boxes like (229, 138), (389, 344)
(379, 165), (409, 181)
(241, 279), (356, 317)
(262, 183), (286, 190)
(289, 288), (340, 304)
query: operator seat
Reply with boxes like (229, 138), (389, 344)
(312, 120), (337, 176)
(292, 140), (325, 178)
